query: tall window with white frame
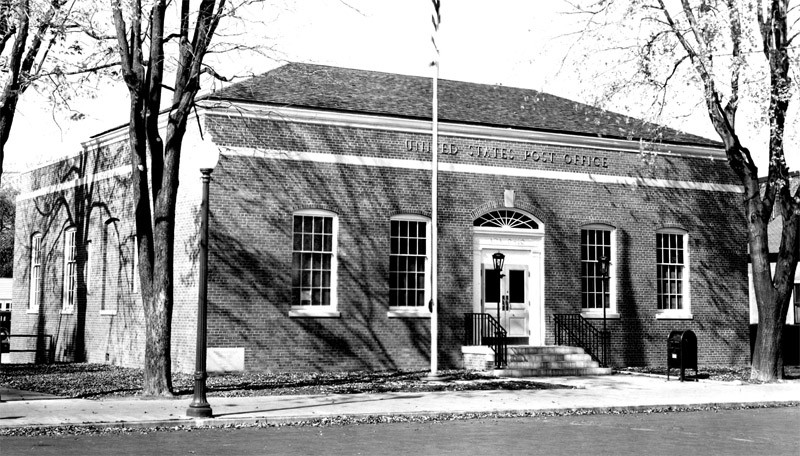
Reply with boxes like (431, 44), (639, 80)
(580, 226), (615, 314)
(291, 211), (337, 310)
(63, 227), (77, 313)
(85, 240), (92, 295)
(29, 233), (43, 312)
(656, 230), (689, 313)
(101, 219), (120, 314)
(131, 234), (138, 293)
(389, 216), (430, 312)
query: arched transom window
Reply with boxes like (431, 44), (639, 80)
(473, 210), (539, 230)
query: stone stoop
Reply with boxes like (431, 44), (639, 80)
(492, 345), (612, 377)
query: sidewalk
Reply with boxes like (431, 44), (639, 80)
(1, 374), (798, 430)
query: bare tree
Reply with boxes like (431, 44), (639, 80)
(109, 0), (242, 396)
(0, 0), (110, 187)
(570, 0), (798, 381)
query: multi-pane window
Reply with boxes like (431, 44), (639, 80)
(657, 231), (687, 310)
(101, 219), (119, 313)
(390, 218), (429, 307)
(131, 235), (139, 293)
(581, 228), (612, 310)
(29, 233), (43, 311)
(85, 240), (92, 295)
(63, 227), (77, 312)
(292, 212), (335, 307)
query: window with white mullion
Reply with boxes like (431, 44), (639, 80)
(657, 231), (687, 311)
(29, 234), (43, 311)
(580, 228), (612, 310)
(63, 227), (77, 312)
(292, 214), (334, 307)
(390, 219), (428, 308)
(85, 240), (92, 295)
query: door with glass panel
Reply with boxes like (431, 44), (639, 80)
(483, 263), (529, 337)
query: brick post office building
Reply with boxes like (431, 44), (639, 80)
(12, 63), (750, 373)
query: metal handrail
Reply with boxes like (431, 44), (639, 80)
(464, 313), (508, 369)
(3, 334), (54, 363)
(553, 314), (607, 367)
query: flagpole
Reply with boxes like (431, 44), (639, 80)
(426, 0), (442, 382)
(429, 59), (440, 380)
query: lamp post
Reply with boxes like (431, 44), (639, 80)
(186, 135), (220, 418)
(492, 252), (505, 369)
(598, 255), (610, 368)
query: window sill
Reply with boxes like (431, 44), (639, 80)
(99, 310), (117, 316)
(581, 311), (620, 320)
(61, 308), (74, 315)
(388, 308), (430, 318)
(655, 312), (693, 320)
(26, 308), (40, 315)
(289, 308), (341, 318)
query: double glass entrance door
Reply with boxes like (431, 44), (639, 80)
(484, 265), (528, 337)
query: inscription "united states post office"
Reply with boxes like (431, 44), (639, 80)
(405, 139), (609, 169)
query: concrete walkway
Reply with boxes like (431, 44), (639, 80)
(1, 374), (798, 430)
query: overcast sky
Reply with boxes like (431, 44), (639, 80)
(3, 0), (745, 173)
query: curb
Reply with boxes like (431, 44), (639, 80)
(2, 401), (798, 432)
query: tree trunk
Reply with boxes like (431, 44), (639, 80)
(142, 284), (173, 395)
(751, 302), (784, 381)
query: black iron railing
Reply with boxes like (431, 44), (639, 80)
(553, 314), (607, 367)
(464, 313), (507, 368)
(3, 334), (54, 363)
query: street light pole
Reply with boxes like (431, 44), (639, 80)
(187, 167), (214, 418)
(492, 252), (505, 369)
(599, 255), (610, 368)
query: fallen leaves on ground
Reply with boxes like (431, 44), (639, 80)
(0, 364), (567, 399)
(617, 365), (800, 382)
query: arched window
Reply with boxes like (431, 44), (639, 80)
(473, 210), (539, 229)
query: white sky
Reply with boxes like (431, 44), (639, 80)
(5, 0), (765, 173)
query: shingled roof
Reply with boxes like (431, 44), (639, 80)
(206, 63), (720, 147)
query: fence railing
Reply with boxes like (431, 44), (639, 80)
(464, 313), (507, 369)
(553, 313), (607, 367)
(1, 334), (54, 363)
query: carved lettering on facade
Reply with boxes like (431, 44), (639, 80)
(405, 139), (610, 169)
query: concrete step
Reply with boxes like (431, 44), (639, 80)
(493, 367), (613, 377)
(506, 359), (600, 369)
(508, 345), (587, 355)
(508, 353), (593, 363)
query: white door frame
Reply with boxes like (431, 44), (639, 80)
(472, 223), (545, 345)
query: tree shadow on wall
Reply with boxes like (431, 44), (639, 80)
(17, 144), (139, 365)
(203, 116), (446, 371)
(610, 157), (748, 366)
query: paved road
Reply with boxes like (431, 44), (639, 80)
(2, 407), (798, 455)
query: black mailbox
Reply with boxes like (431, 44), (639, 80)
(667, 329), (697, 381)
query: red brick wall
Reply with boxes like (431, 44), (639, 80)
(12, 142), (145, 366)
(204, 114), (749, 371)
(11, 140), (202, 371)
(11, 111), (749, 373)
